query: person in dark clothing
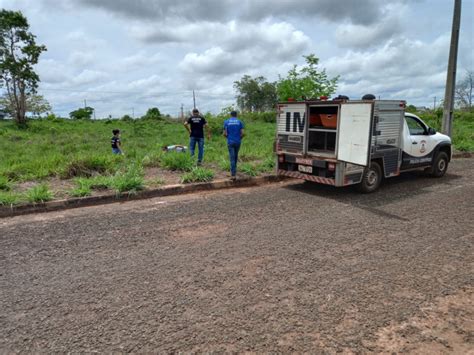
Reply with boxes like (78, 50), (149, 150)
(111, 129), (122, 154)
(223, 111), (245, 180)
(184, 108), (210, 165)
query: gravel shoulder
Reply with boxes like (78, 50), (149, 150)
(1, 159), (473, 353)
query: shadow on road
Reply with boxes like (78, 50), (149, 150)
(284, 171), (463, 219)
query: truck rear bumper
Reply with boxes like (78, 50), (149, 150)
(277, 169), (336, 185)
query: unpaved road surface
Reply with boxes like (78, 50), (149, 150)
(1, 159), (473, 353)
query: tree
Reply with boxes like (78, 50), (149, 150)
(69, 106), (94, 120)
(0, 10), (47, 125)
(277, 54), (338, 101)
(0, 93), (51, 117)
(455, 70), (473, 110)
(142, 107), (162, 120)
(234, 75), (277, 112)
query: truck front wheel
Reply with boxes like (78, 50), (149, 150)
(430, 152), (449, 177)
(358, 161), (382, 193)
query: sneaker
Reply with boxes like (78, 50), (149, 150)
(230, 176), (236, 181)
(197, 161), (202, 166)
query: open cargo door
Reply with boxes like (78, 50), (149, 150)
(337, 103), (373, 166)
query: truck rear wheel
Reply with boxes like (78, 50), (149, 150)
(430, 152), (449, 177)
(358, 161), (382, 193)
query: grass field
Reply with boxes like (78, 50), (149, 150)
(0, 109), (472, 205)
(0, 115), (275, 204)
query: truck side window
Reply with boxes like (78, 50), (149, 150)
(405, 116), (426, 135)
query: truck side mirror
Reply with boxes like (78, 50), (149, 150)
(428, 127), (436, 135)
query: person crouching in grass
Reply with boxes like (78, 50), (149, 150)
(111, 129), (123, 154)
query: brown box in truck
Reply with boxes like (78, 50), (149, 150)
(320, 113), (337, 128)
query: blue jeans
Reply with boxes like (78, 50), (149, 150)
(189, 137), (204, 162)
(227, 142), (241, 176)
(112, 148), (122, 154)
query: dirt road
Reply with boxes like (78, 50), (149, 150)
(1, 159), (473, 353)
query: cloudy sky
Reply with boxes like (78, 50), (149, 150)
(1, 0), (473, 117)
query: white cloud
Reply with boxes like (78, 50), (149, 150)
(2, 0), (471, 115)
(68, 51), (94, 66)
(178, 21), (310, 77)
(325, 35), (452, 103)
(335, 14), (402, 49)
(72, 69), (108, 85)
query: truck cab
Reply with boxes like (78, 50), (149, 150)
(275, 98), (451, 192)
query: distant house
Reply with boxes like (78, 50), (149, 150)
(415, 106), (429, 112)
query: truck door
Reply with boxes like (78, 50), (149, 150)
(337, 103), (373, 166)
(276, 103), (306, 155)
(402, 114), (437, 167)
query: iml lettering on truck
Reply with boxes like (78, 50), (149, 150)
(286, 112), (305, 133)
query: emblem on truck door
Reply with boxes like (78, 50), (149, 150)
(420, 140), (426, 153)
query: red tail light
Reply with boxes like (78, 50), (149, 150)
(328, 163), (335, 171)
(278, 155), (285, 163)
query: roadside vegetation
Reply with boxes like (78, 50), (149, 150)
(0, 108), (472, 206)
(0, 112), (276, 204)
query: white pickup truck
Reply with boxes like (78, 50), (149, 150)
(275, 97), (452, 192)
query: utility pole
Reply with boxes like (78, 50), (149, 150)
(84, 99), (87, 108)
(193, 90), (196, 109)
(132, 107), (135, 119)
(442, 0), (461, 137)
(180, 104), (184, 121)
(434, 96), (437, 110)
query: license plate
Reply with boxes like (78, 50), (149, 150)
(298, 165), (313, 173)
(296, 158), (313, 165)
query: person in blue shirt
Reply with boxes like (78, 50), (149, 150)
(223, 111), (245, 180)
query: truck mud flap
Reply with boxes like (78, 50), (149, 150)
(278, 169), (335, 185)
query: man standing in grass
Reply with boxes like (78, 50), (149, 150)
(184, 108), (210, 165)
(111, 129), (123, 154)
(223, 111), (245, 180)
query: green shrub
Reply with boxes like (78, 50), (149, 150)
(161, 151), (193, 171)
(142, 151), (163, 167)
(70, 185), (92, 197)
(181, 167), (214, 183)
(0, 176), (12, 191)
(257, 156), (275, 173)
(26, 184), (54, 203)
(240, 163), (258, 176)
(110, 165), (144, 193)
(241, 111), (277, 123)
(218, 158), (231, 171)
(0, 191), (21, 205)
(62, 155), (118, 178)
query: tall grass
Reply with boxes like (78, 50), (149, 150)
(181, 167), (214, 183)
(110, 164), (145, 193)
(0, 176), (13, 191)
(161, 151), (193, 171)
(0, 191), (22, 205)
(26, 184), (54, 203)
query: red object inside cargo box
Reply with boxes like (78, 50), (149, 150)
(320, 113), (337, 128)
(309, 113), (322, 126)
